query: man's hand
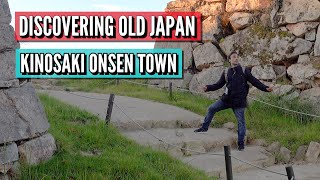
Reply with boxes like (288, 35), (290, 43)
(203, 86), (208, 92)
(266, 85), (274, 92)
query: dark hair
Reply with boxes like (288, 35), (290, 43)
(228, 51), (238, 60)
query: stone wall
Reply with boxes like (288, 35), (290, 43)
(0, 0), (56, 179)
(152, 0), (320, 103)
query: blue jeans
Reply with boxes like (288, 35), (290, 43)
(202, 99), (246, 145)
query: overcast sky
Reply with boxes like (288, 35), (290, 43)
(8, 0), (172, 49)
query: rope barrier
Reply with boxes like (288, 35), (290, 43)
(61, 87), (289, 177)
(123, 80), (320, 119)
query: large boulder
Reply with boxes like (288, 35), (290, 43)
(154, 42), (193, 69)
(0, 0), (11, 24)
(272, 84), (295, 96)
(0, 25), (19, 51)
(287, 64), (318, 86)
(229, 12), (254, 31)
(0, 83), (50, 144)
(305, 29), (317, 42)
(165, 0), (197, 12)
(226, 0), (272, 12)
(193, 42), (225, 70)
(251, 65), (276, 81)
(275, 0), (320, 25)
(0, 143), (18, 174)
(18, 134), (56, 165)
(286, 22), (319, 37)
(151, 71), (194, 89)
(0, 51), (15, 81)
(195, 3), (223, 16)
(189, 66), (225, 99)
(219, 25), (313, 64)
(305, 141), (320, 163)
(202, 16), (223, 42)
(315, 26), (320, 56)
(300, 87), (320, 109)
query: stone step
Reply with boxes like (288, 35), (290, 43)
(123, 128), (238, 157)
(230, 164), (320, 180)
(181, 146), (275, 179)
(40, 90), (204, 130)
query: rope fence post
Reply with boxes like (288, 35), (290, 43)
(224, 145), (233, 180)
(286, 166), (295, 180)
(106, 94), (115, 125)
(116, 79), (120, 85)
(169, 82), (173, 100)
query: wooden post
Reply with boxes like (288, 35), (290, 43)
(106, 94), (115, 125)
(224, 145), (233, 180)
(169, 82), (173, 100)
(116, 79), (120, 85)
(286, 166), (295, 180)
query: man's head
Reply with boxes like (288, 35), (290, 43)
(228, 51), (239, 66)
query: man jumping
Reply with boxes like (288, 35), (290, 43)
(194, 51), (273, 151)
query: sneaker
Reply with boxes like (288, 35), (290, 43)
(238, 142), (245, 151)
(194, 127), (208, 133)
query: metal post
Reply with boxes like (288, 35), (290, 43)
(106, 94), (115, 125)
(286, 166), (295, 180)
(224, 145), (233, 180)
(169, 82), (173, 100)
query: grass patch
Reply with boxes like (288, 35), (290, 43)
(21, 94), (214, 179)
(53, 79), (320, 153)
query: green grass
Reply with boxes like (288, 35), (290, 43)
(21, 94), (215, 180)
(53, 79), (320, 153)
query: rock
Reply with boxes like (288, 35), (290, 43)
(189, 66), (225, 99)
(305, 29), (317, 41)
(273, 84), (294, 96)
(287, 64), (318, 85)
(285, 38), (313, 59)
(0, 25), (19, 51)
(315, 26), (320, 56)
(298, 55), (311, 65)
(250, 139), (267, 147)
(9, 161), (21, 179)
(195, 3), (223, 16)
(305, 141), (320, 163)
(279, 27), (288, 32)
(0, 174), (9, 180)
(153, 71), (193, 89)
(202, 16), (222, 42)
(182, 141), (206, 156)
(229, 12), (253, 31)
(175, 130), (184, 137)
(294, 145), (308, 162)
(275, 0), (320, 25)
(260, 13), (272, 28)
(279, 147), (291, 163)
(0, 143), (18, 173)
(251, 65), (276, 81)
(0, 51), (15, 81)
(266, 141), (281, 153)
(165, 0), (196, 12)
(0, 0), (11, 24)
(154, 42), (193, 69)
(226, 0), (272, 12)
(220, 26), (312, 64)
(18, 134), (57, 165)
(0, 83), (50, 144)
(239, 56), (260, 67)
(223, 122), (235, 130)
(193, 43), (224, 70)
(300, 87), (320, 110)
(273, 65), (286, 78)
(0, 80), (19, 88)
(283, 91), (300, 100)
(286, 22), (319, 37)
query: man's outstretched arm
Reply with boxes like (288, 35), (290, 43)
(245, 68), (272, 92)
(205, 72), (226, 92)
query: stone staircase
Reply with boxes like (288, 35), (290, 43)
(42, 90), (277, 179)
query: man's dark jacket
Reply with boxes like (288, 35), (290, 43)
(205, 65), (269, 108)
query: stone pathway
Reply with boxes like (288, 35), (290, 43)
(39, 90), (320, 179)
